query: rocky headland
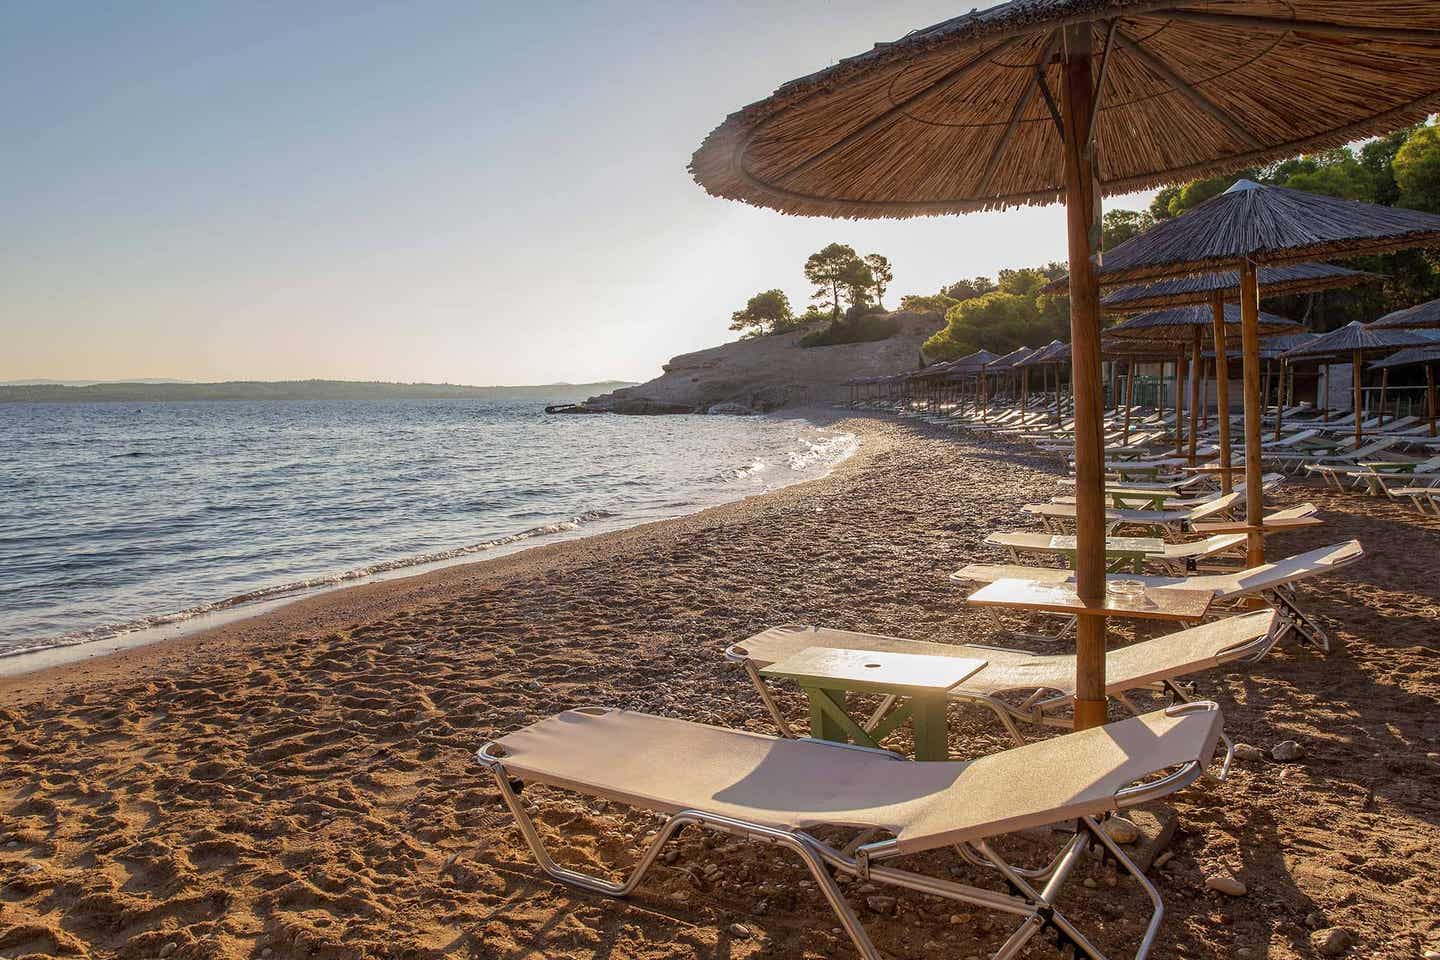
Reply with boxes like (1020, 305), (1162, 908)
(578, 310), (944, 415)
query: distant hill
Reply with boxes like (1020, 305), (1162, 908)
(0, 379), (636, 404)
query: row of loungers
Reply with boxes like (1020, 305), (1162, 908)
(480, 399), (1369, 960)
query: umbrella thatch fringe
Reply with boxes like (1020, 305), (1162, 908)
(1085, 263), (1380, 311)
(1280, 321), (1440, 359)
(1372, 295), (1440, 329)
(1107, 304), (1303, 340)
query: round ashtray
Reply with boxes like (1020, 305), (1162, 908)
(1106, 579), (1146, 600)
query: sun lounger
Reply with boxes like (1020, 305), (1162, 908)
(1024, 490), (1245, 536)
(953, 540), (1363, 651)
(478, 702), (1227, 960)
(1271, 437), (1398, 476)
(727, 611), (1274, 747)
(1391, 483), (1440, 514)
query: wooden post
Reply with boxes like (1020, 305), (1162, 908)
(1021, 366), (1029, 416)
(1060, 24), (1107, 731)
(1188, 329), (1202, 466)
(1323, 363), (1330, 423)
(980, 370), (988, 422)
(1210, 295), (1233, 494)
(1123, 361), (1135, 445)
(1274, 359), (1287, 442)
(1428, 361), (1436, 437)
(1261, 361), (1272, 435)
(1378, 367), (1389, 428)
(1239, 261), (1265, 567)
(1173, 351), (1184, 457)
(1352, 350), (1364, 450)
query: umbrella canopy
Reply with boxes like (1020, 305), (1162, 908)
(690, 6), (1440, 218)
(985, 345), (1035, 371)
(1015, 338), (1066, 366)
(1371, 296), (1440, 330)
(1089, 181), (1440, 286)
(1107, 304), (1303, 341)
(1098, 263), (1380, 314)
(1371, 344), (1440, 368)
(1278, 322), (1440, 361)
(1204, 333), (1318, 361)
(945, 348), (1003, 375)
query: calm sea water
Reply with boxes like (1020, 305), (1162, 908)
(0, 400), (857, 657)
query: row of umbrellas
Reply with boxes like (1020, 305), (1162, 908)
(693, 0), (1440, 730)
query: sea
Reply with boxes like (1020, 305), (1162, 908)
(0, 400), (858, 659)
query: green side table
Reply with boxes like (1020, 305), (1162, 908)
(759, 647), (987, 761)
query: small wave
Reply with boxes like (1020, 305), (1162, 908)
(0, 510), (619, 660)
(787, 431), (860, 472)
(729, 458), (769, 480)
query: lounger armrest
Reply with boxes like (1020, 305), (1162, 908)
(1112, 701), (1225, 806)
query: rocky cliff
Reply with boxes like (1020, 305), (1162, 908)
(583, 310), (944, 414)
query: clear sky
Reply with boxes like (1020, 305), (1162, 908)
(3, 1), (1155, 385)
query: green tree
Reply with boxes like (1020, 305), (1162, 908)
(728, 289), (795, 338)
(841, 257), (876, 311)
(1101, 209), (1154, 249)
(1359, 127), (1417, 206)
(1149, 185), (1183, 221)
(899, 292), (959, 314)
(1273, 149), (1373, 201)
(943, 277), (997, 301)
(804, 243), (865, 320)
(864, 253), (894, 307)
(1395, 124), (1440, 213)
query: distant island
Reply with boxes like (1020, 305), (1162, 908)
(0, 379), (636, 404)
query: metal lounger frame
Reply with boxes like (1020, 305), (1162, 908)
(476, 702), (1224, 960)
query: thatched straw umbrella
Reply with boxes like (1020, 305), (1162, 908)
(690, 3), (1440, 732)
(985, 346), (1036, 410)
(1093, 263), (1377, 486)
(947, 349), (1002, 418)
(1107, 304), (1303, 474)
(1019, 340), (1071, 424)
(1371, 298), (1440, 435)
(1057, 180), (1440, 566)
(1280, 322), (1440, 448)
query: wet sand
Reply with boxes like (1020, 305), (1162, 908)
(2, 415), (1438, 960)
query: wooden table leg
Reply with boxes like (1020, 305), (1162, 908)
(909, 695), (950, 761)
(807, 687), (852, 743)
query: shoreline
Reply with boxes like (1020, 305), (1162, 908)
(0, 408), (882, 697)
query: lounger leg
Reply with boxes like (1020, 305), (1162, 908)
(740, 660), (798, 738)
(485, 762), (887, 960)
(1263, 587), (1331, 653)
(1082, 816), (1166, 960)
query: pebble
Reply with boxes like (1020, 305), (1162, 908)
(1271, 740), (1305, 762)
(1084, 878), (1097, 888)
(159, 945), (177, 959)
(1310, 927), (1354, 956)
(1204, 873), (1247, 896)
(261, 950), (273, 959)
(1422, 951), (1440, 959)
(728, 923), (752, 939)
(949, 913), (972, 925)
(865, 895), (897, 914)
(1237, 950), (1253, 959)
(1154, 851), (1174, 868)
(1104, 817), (1140, 844)
(662, 849), (679, 865)
(1233, 743), (1266, 762)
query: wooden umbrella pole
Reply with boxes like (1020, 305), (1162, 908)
(1173, 352), (1184, 456)
(981, 371), (988, 422)
(1274, 360), (1287, 442)
(1188, 329), (1202, 465)
(1428, 361), (1437, 437)
(1210, 294), (1233, 494)
(1239, 261), (1265, 567)
(1261, 361), (1272, 434)
(1060, 24), (1106, 731)
(1378, 367), (1388, 427)
(1123, 361), (1135, 445)
(1353, 349), (1364, 450)
(1323, 363), (1330, 422)
(1021, 367), (1029, 416)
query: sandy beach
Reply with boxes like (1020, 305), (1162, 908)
(3, 414), (1439, 960)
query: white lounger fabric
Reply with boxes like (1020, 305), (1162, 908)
(956, 540), (1363, 598)
(492, 705), (1221, 854)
